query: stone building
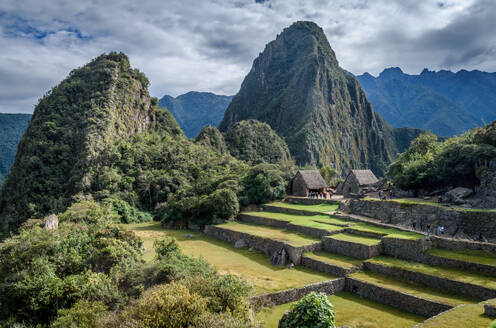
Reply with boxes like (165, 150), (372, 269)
(291, 170), (328, 197)
(340, 169), (378, 197)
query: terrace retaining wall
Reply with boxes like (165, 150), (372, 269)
(237, 213), (288, 228)
(484, 301), (496, 317)
(423, 253), (496, 276)
(364, 261), (496, 300)
(252, 278), (345, 306)
(204, 225), (321, 265)
(262, 205), (323, 216)
(344, 199), (496, 241)
(285, 197), (338, 206)
(323, 237), (382, 260)
(301, 256), (361, 276)
(345, 277), (452, 317)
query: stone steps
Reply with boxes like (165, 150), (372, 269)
(365, 256), (496, 300)
(323, 233), (382, 260)
(301, 251), (363, 276)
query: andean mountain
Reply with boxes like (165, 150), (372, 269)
(0, 114), (31, 186)
(159, 92), (232, 138)
(219, 21), (422, 175)
(357, 68), (496, 136)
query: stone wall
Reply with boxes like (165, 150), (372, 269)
(364, 261), (496, 300)
(345, 278), (452, 317)
(344, 199), (496, 241)
(262, 205), (323, 216)
(484, 301), (496, 317)
(423, 253), (496, 276)
(204, 225), (321, 265)
(323, 237), (382, 260)
(285, 197), (338, 206)
(238, 213), (288, 228)
(381, 237), (427, 261)
(301, 256), (361, 276)
(252, 278), (345, 306)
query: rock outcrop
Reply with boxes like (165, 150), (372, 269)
(219, 21), (422, 175)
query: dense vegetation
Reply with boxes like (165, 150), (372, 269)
(219, 21), (422, 175)
(0, 201), (257, 327)
(223, 120), (293, 165)
(387, 121), (496, 191)
(358, 67), (496, 136)
(0, 113), (31, 187)
(279, 292), (335, 328)
(159, 92), (232, 138)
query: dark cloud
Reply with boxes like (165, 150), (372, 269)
(0, 0), (494, 113)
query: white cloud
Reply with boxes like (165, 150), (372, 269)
(0, 0), (493, 113)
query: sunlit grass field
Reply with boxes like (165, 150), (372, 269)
(267, 201), (339, 213)
(257, 292), (425, 328)
(126, 222), (334, 294)
(414, 303), (493, 328)
(303, 251), (363, 268)
(426, 247), (496, 266)
(327, 233), (382, 246)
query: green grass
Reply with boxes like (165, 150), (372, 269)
(243, 211), (347, 232)
(303, 251), (362, 269)
(257, 292), (425, 328)
(216, 222), (321, 247)
(368, 256), (496, 290)
(267, 201), (339, 213)
(349, 271), (478, 306)
(244, 211), (350, 226)
(327, 233), (382, 246)
(126, 222), (334, 294)
(349, 221), (424, 240)
(414, 303), (493, 328)
(426, 248), (496, 267)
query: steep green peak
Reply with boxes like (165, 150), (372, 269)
(195, 124), (228, 154)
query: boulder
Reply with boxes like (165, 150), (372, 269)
(42, 214), (59, 230)
(271, 248), (288, 266)
(234, 239), (248, 248)
(447, 187), (474, 199)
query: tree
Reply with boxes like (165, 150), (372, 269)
(320, 166), (337, 186)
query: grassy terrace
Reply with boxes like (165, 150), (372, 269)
(244, 211), (350, 226)
(426, 247), (496, 267)
(126, 222), (334, 294)
(348, 221), (424, 240)
(243, 211), (347, 232)
(215, 222), (321, 247)
(349, 271), (478, 306)
(415, 303), (493, 328)
(258, 292), (425, 328)
(266, 201), (339, 213)
(368, 256), (496, 290)
(327, 233), (382, 246)
(303, 251), (363, 268)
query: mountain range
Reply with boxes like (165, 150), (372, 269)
(357, 68), (496, 136)
(219, 21), (421, 175)
(159, 92), (232, 138)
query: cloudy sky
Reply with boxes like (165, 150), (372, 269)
(1, 0), (495, 113)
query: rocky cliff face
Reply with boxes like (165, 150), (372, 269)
(219, 21), (420, 175)
(0, 52), (176, 235)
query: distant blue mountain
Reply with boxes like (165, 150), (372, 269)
(0, 113), (31, 186)
(159, 92), (232, 138)
(357, 68), (496, 136)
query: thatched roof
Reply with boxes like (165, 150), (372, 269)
(297, 170), (328, 189)
(351, 169), (378, 186)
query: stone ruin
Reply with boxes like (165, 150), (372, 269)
(271, 248), (288, 266)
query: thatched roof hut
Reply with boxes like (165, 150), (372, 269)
(340, 169), (378, 196)
(291, 170), (328, 196)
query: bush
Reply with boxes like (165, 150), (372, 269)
(120, 282), (207, 328)
(280, 292), (335, 328)
(239, 164), (288, 206)
(104, 198), (152, 224)
(52, 300), (107, 328)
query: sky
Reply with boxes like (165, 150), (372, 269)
(1, 0), (495, 113)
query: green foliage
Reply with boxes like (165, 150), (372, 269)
(489, 319), (496, 328)
(52, 300), (107, 328)
(388, 123), (496, 190)
(280, 292), (335, 328)
(320, 166), (337, 186)
(103, 198), (152, 223)
(239, 163), (288, 206)
(195, 125), (228, 154)
(223, 120), (292, 165)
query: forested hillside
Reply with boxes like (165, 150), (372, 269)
(358, 68), (496, 136)
(0, 113), (31, 186)
(219, 21), (422, 176)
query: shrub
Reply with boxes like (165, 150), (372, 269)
(280, 292), (335, 328)
(52, 300), (107, 328)
(239, 164), (288, 206)
(120, 282), (207, 328)
(104, 198), (152, 224)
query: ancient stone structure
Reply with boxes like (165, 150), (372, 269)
(340, 169), (379, 197)
(475, 159), (496, 209)
(323, 236), (382, 259)
(484, 300), (496, 317)
(291, 170), (328, 197)
(301, 255), (362, 276)
(343, 199), (496, 241)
